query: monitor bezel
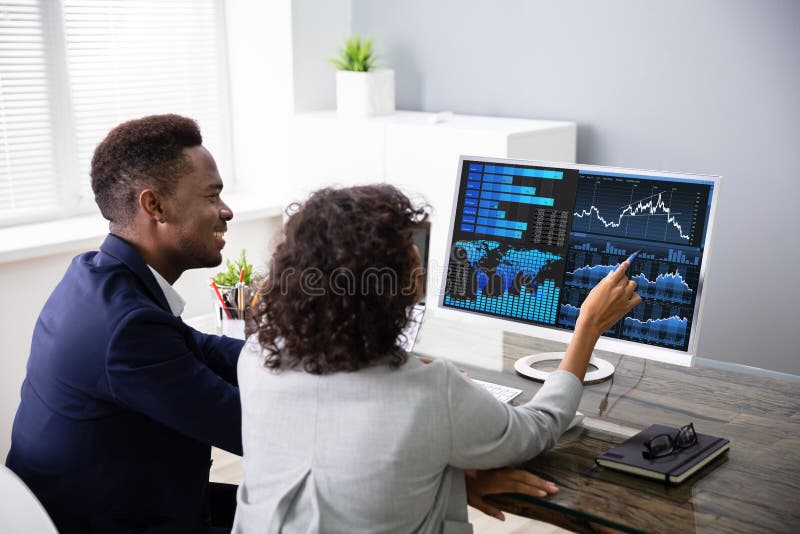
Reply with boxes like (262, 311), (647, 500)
(437, 155), (721, 367)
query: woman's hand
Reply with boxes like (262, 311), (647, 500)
(576, 260), (642, 338)
(559, 261), (642, 380)
(465, 468), (558, 521)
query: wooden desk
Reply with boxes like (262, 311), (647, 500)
(441, 330), (800, 534)
(193, 312), (798, 533)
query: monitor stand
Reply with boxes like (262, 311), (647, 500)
(514, 352), (615, 385)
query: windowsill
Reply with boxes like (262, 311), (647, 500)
(0, 193), (284, 264)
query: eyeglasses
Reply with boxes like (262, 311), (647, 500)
(642, 422), (697, 460)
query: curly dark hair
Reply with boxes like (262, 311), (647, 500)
(90, 114), (202, 227)
(252, 185), (429, 374)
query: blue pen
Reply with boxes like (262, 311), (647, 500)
(624, 249), (640, 279)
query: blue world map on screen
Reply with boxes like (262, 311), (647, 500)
(454, 240), (561, 293)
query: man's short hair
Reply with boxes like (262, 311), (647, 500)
(91, 114), (203, 226)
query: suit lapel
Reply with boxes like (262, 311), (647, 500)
(99, 233), (172, 313)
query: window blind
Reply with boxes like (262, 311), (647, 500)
(0, 0), (230, 227)
(63, 0), (229, 206)
(0, 0), (59, 222)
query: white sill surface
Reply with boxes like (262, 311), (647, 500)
(294, 110), (576, 135)
(0, 193), (284, 264)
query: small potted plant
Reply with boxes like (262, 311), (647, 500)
(210, 249), (260, 337)
(330, 34), (395, 118)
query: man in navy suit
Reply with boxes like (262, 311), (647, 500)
(6, 114), (243, 533)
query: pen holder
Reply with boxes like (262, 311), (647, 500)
(210, 284), (253, 340)
(219, 306), (248, 340)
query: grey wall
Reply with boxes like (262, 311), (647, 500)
(292, 0), (351, 111)
(353, 0), (800, 374)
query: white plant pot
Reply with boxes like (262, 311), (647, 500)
(336, 69), (395, 119)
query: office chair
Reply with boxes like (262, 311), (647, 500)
(0, 464), (58, 533)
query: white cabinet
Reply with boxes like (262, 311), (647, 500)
(288, 110), (577, 305)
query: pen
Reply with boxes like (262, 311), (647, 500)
(223, 292), (237, 320)
(210, 280), (233, 320)
(249, 288), (260, 311)
(237, 268), (246, 320)
(625, 249), (640, 279)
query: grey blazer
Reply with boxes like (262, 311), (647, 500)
(233, 337), (582, 533)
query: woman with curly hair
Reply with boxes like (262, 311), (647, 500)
(233, 184), (640, 533)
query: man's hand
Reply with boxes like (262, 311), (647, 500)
(465, 468), (558, 521)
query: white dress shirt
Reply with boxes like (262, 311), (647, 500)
(147, 265), (186, 317)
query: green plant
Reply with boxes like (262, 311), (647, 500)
(329, 34), (379, 72)
(213, 248), (254, 286)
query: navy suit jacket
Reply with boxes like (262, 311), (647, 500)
(6, 234), (245, 533)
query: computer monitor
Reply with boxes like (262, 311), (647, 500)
(412, 221), (431, 304)
(439, 155), (719, 379)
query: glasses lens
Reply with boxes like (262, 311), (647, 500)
(675, 425), (696, 447)
(649, 434), (672, 455)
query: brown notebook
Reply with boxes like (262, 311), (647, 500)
(596, 424), (730, 484)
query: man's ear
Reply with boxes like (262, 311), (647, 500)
(139, 189), (166, 223)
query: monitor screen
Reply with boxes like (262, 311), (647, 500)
(439, 156), (719, 363)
